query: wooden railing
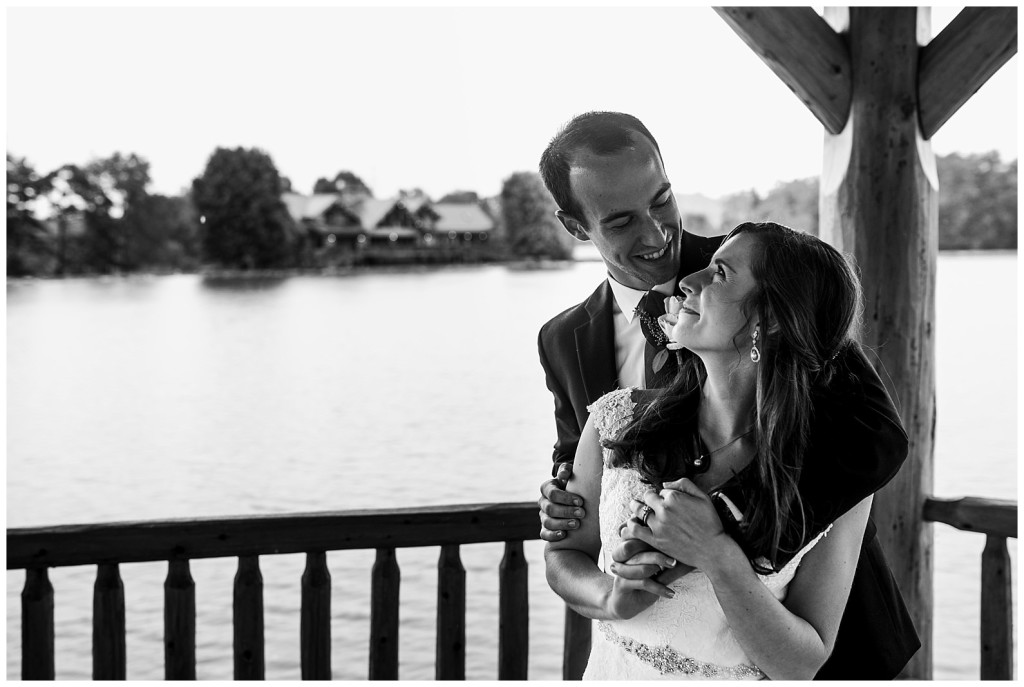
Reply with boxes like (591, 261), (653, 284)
(923, 496), (1017, 680)
(8, 497), (1017, 680)
(6, 502), (573, 680)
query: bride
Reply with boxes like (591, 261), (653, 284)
(545, 222), (884, 680)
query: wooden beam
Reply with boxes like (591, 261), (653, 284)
(715, 7), (851, 133)
(918, 7), (1018, 139)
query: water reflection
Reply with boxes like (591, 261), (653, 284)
(199, 275), (290, 292)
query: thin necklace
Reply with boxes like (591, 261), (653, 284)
(695, 427), (754, 468)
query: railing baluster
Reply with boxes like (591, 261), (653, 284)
(301, 551), (332, 679)
(563, 607), (591, 680)
(370, 547), (400, 679)
(164, 559), (196, 679)
(436, 544), (466, 679)
(980, 535), (1013, 680)
(22, 567), (55, 680)
(93, 562), (126, 679)
(233, 555), (265, 680)
(498, 540), (528, 680)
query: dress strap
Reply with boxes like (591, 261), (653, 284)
(586, 387), (637, 443)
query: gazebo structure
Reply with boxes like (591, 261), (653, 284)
(6, 5), (1018, 682)
(712, 6), (1018, 678)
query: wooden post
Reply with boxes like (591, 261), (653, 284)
(435, 544), (466, 680)
(93, 563), (127, 679)
(233, 555), (265, 680)
(818, 7), (937, 678)
(498, 540), (528, 680)
(22, 568), (55, 680)
(301, 551), (332, 680)
(369, 547), (400, 680)
(980, 535), (1013, 679)
(562, 608), (590, 680)
(164, 559), (196, 680)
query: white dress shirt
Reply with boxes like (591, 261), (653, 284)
(606, 276), (676, 390)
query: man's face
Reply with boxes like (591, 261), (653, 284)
(560, 138), (681, 290)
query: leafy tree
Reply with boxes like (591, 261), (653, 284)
(86, 152), (150, 213)
(192, 147), (295, 269)
(124, 192), (200, 271)
(719, 189), (760, 234)
(720, 178), (819, 235)
(312, 177), (334, 194)
(439, 190), (480, 203)
(81, 152), (153, 272)
(313, 170), (373, 198)
(42, 164), (112, 274)
(397, 188), (431, 206)
(7, 154), (54, 276)
(937, 152), (1017, 250)
(500, 171), (574, 259)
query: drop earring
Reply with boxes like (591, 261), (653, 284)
(750, 327), (761, 363)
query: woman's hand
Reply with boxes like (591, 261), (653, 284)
(621, 478), (730, 571)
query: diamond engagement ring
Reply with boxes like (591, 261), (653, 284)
(639, 504), (653, 527)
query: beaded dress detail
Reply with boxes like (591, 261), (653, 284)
(582, 387), (831, 681)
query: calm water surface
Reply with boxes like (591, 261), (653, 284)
(6, 253), (1017, 679)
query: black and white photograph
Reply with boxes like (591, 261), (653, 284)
(6, 3), (1018, 681)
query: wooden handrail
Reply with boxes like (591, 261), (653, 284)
(9, 498), (1015, 680)
(922, 497), (1016, 538)
(6, 502), (539, 569)
(923, 496), (1017, 681)
(9, 502), (546, 681)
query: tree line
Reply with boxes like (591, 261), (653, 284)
(719, 151), (1017, 250)
(7, 148), (1016, 277)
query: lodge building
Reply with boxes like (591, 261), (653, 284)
(282, 192), (497, 252)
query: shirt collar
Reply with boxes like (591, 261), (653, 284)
(606, 275), (676, 323)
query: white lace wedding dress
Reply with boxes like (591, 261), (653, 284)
(582, 388), (830, 681)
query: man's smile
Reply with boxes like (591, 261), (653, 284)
(637, 237), (672, 261)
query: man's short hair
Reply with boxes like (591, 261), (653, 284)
(539, 111), (663, 227)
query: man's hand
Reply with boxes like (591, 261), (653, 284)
(612, 522), (694, 586)
(538, 462), (587, 541)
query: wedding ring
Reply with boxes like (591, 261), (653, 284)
(639, 505), (653, 527)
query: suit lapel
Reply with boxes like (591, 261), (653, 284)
(575, 281), (618, 405)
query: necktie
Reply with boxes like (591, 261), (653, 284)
(635, 290), (678, 388)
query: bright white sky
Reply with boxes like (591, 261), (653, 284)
(5, 5), (1018, 201)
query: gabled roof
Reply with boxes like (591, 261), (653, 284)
(432, 203), (495, 232)
(396, 195), (429, 214)
(282, 192), (348, 222)
(351, 197), (400, 229)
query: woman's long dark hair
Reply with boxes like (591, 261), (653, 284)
(607, 222), (864, 569)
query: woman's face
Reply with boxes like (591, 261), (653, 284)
(673, 232), (761, 356)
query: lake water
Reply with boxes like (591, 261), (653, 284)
(6, 252), (1017, 679)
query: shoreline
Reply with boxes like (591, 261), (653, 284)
(5, 248), (1013, 283)
(6, 258), (586, 282)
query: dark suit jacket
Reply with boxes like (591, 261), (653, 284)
(537, 230), (919, 679)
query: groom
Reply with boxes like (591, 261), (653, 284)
(535, 111), (919, 679)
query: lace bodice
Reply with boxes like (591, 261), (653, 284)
(583, 387), (831, 680)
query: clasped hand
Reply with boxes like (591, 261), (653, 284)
(605, 478), (728, 618)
